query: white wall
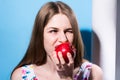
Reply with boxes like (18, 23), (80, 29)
(92, 0), (116, 80)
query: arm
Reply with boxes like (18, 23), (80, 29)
(11, 68), (22, 80)
(91, 64), (103, 80)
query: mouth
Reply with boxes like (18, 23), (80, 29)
(55, 43), (62, 48)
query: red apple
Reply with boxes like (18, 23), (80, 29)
(55, 42), (75, 63)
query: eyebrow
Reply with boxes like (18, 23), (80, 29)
(46, 27), (73, 31)
(64, 28), (73, 31)
(65, 28), (72, 30)
(46, 27), (58, 30)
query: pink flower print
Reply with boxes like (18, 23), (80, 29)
(22, 69), (26, 75)
(33, 77), (38, 80)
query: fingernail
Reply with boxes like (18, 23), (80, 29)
(67, 53), (71, 57)
(58, 52), (62, 56)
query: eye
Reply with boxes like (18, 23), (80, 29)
(65, 29), (73, 33)
(49, 29), (58, 33)
(67, 30), (73, 33)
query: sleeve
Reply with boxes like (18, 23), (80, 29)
(22, 65), (38, 80)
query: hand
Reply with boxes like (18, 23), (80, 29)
(52, 51), (74, 79)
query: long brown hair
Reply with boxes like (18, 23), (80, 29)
(12, 1), (84, 73)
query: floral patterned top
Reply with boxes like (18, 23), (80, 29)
(22, 62), (92, 80)
(22, 65), (38, 80)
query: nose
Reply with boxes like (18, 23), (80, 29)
(58, 32), (68, 43)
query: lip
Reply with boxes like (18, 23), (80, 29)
(55, 44), (60, 49)
(55, 43), (63, 49)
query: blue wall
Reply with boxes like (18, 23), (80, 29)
(0, 0), (91, 79)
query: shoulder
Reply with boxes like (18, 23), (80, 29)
(91, 64), (103, 80)
(11, 67), (22, 80)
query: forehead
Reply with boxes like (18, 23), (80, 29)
(45, 14), (72, 29)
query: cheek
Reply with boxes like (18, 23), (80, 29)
(66, 33), (74, 43)
(44, 34), (57, 55)
(44, 35), (56, 44)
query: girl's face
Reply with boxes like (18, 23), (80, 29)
(43, 14), (73, 56)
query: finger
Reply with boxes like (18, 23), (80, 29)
(67, 52), (74, 64)
(58, 52), (65, 65)
(52, 51), (59, 65)
(52, 51), (63, 70)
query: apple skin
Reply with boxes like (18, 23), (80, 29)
(55, 42), (74, 63)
